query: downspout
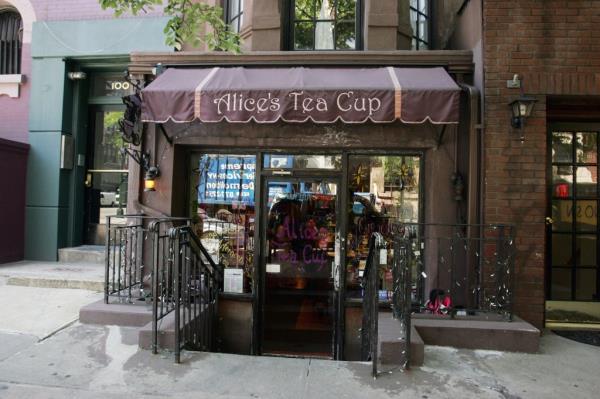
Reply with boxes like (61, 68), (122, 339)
(458, 83), (483, 308)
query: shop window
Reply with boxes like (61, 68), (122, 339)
(410, 0), (429, 50)
(346, 155), (421, 300)
(263, 154), (341, 170)
(289, 0), (361, 50)
(191, 154), (257, 294)
(226, 0), (244, 33)
(0, 10), (22, 74)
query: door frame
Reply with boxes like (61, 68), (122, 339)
(546, 122), (600, 305)
(82, 103), (127, 245)
(258, 170), (344, 359)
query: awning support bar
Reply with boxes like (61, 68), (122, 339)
(435, 125), (447, 148)
(158, 123), (173, 145)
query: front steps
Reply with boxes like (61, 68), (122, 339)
(80, 299), (204, 352)
(0, 259), (104, 291)
(58, 245), (105, 263)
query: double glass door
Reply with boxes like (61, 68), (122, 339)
(262, 177), (340, 358)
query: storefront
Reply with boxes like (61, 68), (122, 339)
(130, 52), (476, 359)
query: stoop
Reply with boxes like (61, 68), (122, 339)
(79, 299), (152, 327)
(378, 312), (424, 367)
(58, 245), (105, 263)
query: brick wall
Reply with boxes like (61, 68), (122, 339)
(483, 0), (600, 328)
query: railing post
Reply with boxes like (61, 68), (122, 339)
(104, 216), (111, 304)
(404, 239), (412, 370)
(370, 235), (380, 379)
(151, 221), (160, 355)
(173, 229), (181, 364)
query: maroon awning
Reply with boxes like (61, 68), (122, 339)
(141, 67), (460, 124)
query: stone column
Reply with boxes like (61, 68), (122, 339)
(364, 0), (398, 50)
(397, 0), (413, 50)
(246, 0), (281, 51)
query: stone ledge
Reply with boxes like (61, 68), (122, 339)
(0, 74), (24, 98)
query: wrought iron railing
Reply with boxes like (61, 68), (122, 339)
(104, 215), (189, 304)
(360, 224), (515, 377)
(152, 225), (221, 363)
(360, 232), (386, 377)
(104, 215), (146, 303)
(390, 223), (516, 320)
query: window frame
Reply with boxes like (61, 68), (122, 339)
(409, 0), (431, 50)
(284, 0), (364, 51)
(225, 0), (244, 34)
(0, 9), (23, 75)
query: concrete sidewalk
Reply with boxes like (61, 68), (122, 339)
(0, 260), (104, 291)
(0, 262), (598, 398)
(0, 322), (598, 399)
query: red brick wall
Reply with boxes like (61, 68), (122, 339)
(483, 0), (600, 329)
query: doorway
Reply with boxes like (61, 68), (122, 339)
(261, 177), (340, 358)
(547, 123), (600, 325)
(83, 106), (128, 245)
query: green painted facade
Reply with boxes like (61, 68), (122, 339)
(25, 17), (172, 260)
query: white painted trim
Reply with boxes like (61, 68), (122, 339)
(0, 0), (37, 43)
(0, 74), (23, 97)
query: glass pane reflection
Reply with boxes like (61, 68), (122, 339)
(346, 155), (421, 299)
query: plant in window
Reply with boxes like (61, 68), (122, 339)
(99, 0), (241, 52)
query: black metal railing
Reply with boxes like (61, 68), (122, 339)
(105, 215), (189, 304)
(151, 224), (222, 363)
(105, 215), (146, 304)
(391, 238), (413, 370)
(359, 224), (515, 377)
(360, 232), (385, 377)
(172, 226), (221, 363)
(389, 223), (516, 320)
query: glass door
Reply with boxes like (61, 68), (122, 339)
(547, 126), (600, 325)
(262, 177), (340, 358)
(83, 106), (128, 245)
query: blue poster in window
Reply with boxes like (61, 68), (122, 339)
(198, 155), (256, 205)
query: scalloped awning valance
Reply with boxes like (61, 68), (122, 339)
(141, 66), (460, 125)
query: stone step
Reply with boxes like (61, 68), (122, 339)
(79, 299), (153, 327)
(377, 313), (424, 367)
(1, 260), (105, 291)
(58, 245), (105, 263)
(138, 304), (206, 350)
(412, 315), (540, 353)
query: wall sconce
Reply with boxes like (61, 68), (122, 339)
(144, 166), (160, 192)
(122, 148), (160, 192)
(509, 95), (537, 129)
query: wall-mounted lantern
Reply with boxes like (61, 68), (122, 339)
(144, 166), (160, 192)
(509, 95), (537, 129)
(122, 148), (160, 192)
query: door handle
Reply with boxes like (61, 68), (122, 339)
(85, 173), (92, 188)
(545, 217), (554, 225)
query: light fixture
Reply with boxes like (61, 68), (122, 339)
(121, 148), (161, 192)
(509, 95), (537, 129)
(144, 166), (159, 192)
(67, 71), (87, 81)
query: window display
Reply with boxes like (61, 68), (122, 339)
(345, 155), (421, 299)
(191, 154), (256, 294)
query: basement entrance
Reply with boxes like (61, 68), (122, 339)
(262, 177), (339, 358)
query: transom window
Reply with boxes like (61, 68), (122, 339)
(0, 9), (22, 74)
(226, 0), (244, 33)
(291, 0), (360, 50)
(410, 0), (430, 50)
